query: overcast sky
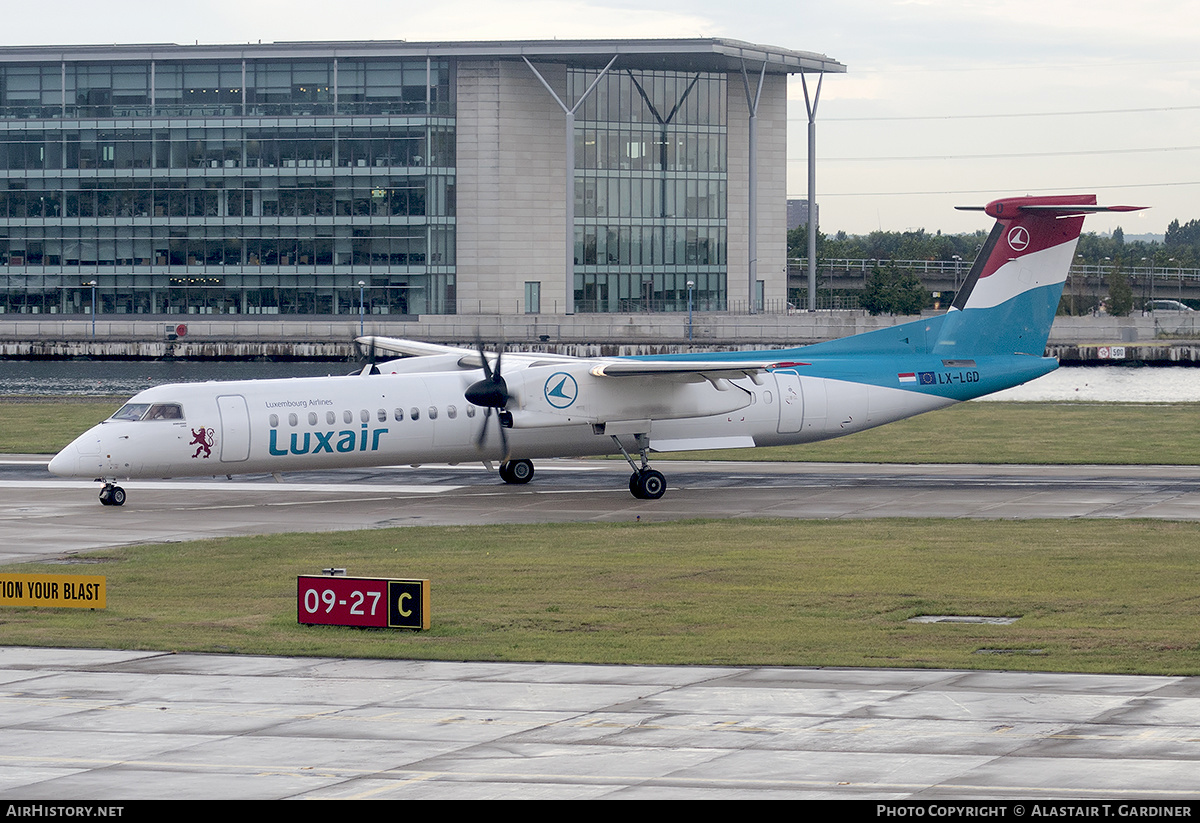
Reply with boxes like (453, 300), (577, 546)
(7, 0), (1199, 236)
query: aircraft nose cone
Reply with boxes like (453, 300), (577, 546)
(48, 444), (79, 477)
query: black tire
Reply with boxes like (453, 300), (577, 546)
(110, 486), (127, 506)
(631, 469), (666, 500)
(508, 459), (534, 483)
(500, 459), (534, 484)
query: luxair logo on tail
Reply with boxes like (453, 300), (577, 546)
(1007, 226), (1029, 251)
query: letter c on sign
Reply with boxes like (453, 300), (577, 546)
(397, 592), (412, 617)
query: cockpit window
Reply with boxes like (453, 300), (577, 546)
(110, 403), (183, 421)
(111, 403), (150, 421)
(147, 404), (184, 420)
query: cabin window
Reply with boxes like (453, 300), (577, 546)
(360, 409), (370, 423)
(377, 409), (387, 422)
(394, 408), (404, 421)
(447, 405), (457, 419)
(110, 403), (151, 421)
(343, 410), (353, 424)
(269, 414), (279, 427)
(763, 391), (773, 405)
(308, 412), (318, 426)
(326, 411), (336, 425)
(428, 406), (438, 420)
(288, 413), (298, 426)
(466, 405), (476, 418)
(410, 407), (419, 421)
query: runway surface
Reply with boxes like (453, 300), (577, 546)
(6, 455), (1200, 562)
(3, 456), (1200, 799)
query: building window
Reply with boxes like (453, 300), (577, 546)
(569, 68), (728, 314)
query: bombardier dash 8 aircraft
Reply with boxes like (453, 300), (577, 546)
(50, 194), (1141, 506)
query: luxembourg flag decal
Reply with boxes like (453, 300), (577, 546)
(898, 372), (917, 384)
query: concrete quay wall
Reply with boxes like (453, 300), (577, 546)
(1, 313), (1197, 362)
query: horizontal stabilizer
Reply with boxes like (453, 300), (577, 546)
(955, 200), (1146, 217)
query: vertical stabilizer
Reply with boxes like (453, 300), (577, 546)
(933, 195), (1142, 357)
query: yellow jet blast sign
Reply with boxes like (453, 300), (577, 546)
(0, 574), (106, 609)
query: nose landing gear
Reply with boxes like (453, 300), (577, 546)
(99, 482), (126, 506)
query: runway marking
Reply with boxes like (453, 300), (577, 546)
(0, 480), (461, 495)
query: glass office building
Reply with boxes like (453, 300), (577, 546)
(572, 68), (727, 312)
(0, 40), (842, 317)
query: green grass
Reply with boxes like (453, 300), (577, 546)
(7, 398), (1200, 465)
(0, 398), (121, 454)
(3, 519), (1200, 675)
(661, 402), (1200, 465)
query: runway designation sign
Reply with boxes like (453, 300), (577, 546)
(297, 575), (430, 630)
(0, 574), (106, 609)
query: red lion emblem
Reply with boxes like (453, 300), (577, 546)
(190, 427), (215, 459)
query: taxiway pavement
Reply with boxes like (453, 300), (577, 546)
(3, 647), (1200, 800)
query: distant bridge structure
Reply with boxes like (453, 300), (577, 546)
(788, 258), (1200, 307)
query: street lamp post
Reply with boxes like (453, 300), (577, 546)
(358, 280), (366, 337)
(86, 280), (97, 338)
(686, 280), (695, 342)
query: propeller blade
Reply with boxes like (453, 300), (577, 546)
(466, 338), (512, 460)
(475, 407), (492, 450)
(473, 408), (512, 461)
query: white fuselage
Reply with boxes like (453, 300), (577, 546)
(48, 361), (952, 481)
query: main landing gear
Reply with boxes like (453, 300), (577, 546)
(98, 481), (126, 506)
(612, 434), (666, 500)
(498, 458), (535, 484)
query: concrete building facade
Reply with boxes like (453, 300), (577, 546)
(0, 39), (843, 319)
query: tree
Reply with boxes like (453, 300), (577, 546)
(1107, 259), (1134, 317)
(859, 263), (929, 316)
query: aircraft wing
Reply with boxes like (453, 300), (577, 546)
(588, 359), (777, 380)
(359, 335), (791, 383)
(356, 335), (589, 372)
(357, 336), (475, 358)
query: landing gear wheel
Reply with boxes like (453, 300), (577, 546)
(499, 459), (534, 484)
(99, 485), (126, 507)
(630, 469), (666, 500)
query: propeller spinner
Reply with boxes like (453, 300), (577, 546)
(464, 342), (513, 457)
